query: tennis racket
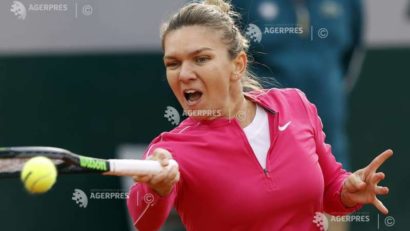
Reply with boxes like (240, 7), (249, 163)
(0, 146), (178, 178)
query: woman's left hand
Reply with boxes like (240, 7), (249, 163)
(341, 149), (393, 214)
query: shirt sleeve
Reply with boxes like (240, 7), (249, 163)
(126, 137), (178, 231)
(296, 89), (362, 215)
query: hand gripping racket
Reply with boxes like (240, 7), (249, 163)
(0, 146), (178, 178)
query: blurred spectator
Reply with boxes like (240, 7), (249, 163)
(232, 0), (364, 171)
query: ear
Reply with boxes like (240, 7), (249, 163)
(231, 51), (247, 81)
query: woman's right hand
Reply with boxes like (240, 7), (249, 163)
(132, 148), (180, 197)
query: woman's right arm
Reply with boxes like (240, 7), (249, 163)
(127, 148), (180, 231)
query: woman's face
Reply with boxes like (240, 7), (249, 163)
(163, 26), (244, 119)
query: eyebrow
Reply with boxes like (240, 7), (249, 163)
(163, 47), (213, 60)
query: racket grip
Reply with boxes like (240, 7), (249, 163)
(106, 159), (178, 176)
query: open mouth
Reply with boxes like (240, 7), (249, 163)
(183, 89), (203, 106)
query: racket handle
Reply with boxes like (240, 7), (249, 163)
(106, 159), (178, 176)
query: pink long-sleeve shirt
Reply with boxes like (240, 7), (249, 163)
(127, 88), (362, 231)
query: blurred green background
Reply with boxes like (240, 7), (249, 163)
(0, 48), (408, 231)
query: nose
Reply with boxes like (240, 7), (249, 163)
(178, 62), (196, 83)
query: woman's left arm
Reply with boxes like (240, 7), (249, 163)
(296, 89), (392, 215)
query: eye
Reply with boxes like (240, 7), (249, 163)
(165, 61), (180, 69)
(195, 56), (210, 65)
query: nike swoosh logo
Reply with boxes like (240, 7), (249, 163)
(278, 121), (292, 131)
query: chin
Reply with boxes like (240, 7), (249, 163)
(189, 115), (216, 121)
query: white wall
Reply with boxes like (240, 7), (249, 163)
(0, 0), (187, 54)
(1, 0), (409, 54)
(365, 0), (410, 47)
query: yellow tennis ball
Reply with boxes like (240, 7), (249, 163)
(21, 156), (57, 194)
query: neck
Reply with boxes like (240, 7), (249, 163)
(226, 92), (256, 128)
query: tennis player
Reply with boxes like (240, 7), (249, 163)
(127, 1), (392, 230)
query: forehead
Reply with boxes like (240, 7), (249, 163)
(163, 26), (227, 57)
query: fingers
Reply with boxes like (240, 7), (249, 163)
(370, 172), (385, 185)
(133, 148), (179, 196)
(365, 149), (393, 175)
(147, 164), (180, 196)
(344, 173), (366, 193)
(148, 148), (175, 184)
(150, 164), (179, 185)
(375, 186), (389, 195)
(167, 164), (180, 184)
(169, 171), (180, 185)
(151, 148), (172, 166)
(373, 198), (389, 215)
(145, 148), (179, 194)
(132, 148), (174, 183)
(347, 151), (392, 215)
(133, 174), (153, 183)
(150, 167), (170, 185)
